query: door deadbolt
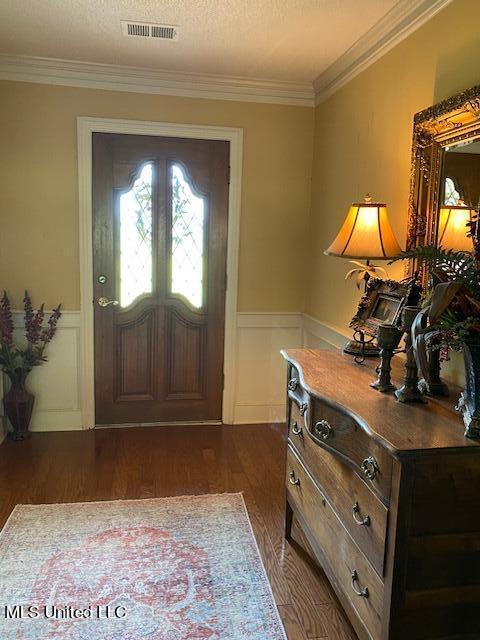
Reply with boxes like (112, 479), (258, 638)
(98, 275), (107, 284)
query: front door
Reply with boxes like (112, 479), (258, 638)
(92, 133), (229, 425)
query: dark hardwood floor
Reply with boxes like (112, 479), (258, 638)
(0, 423), (357, 640)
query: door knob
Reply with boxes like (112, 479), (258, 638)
(98, 296), (119, 308)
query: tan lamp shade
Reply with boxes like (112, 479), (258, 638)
(324, 197), (402, 259)
(437, 203), (474, 252)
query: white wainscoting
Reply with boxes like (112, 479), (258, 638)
(234, 313), (304, 424)
(1, 311), (82, 438)
(1, 311), (346, 437)
(233, 313), (350, 423)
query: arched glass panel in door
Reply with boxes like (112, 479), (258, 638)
(170, 163), (206, 309)
(119, 163), (154, 307)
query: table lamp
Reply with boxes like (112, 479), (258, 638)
(437, 200), (476, 251)
(325, 194), (402, 356)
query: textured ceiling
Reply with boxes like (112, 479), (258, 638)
(0, 0), (399, 82)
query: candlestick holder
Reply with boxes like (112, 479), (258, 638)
(395, 306), (427, 404)
(370, 324), (403, 392)
(418, 349), (449, 397)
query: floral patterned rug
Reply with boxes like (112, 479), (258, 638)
(0, 494), (286, 639)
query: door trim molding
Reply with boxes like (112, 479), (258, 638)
(77, 117), (243, 428)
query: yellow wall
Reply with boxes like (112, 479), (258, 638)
(2, 0), (479, 324)
(0, 81), (313, 311)
(307, 0), (480, 331)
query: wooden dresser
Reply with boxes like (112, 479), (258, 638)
(282, 348), (480, 640)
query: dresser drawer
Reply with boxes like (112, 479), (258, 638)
(286, 446), (384, 640)
(288, 421), (388, 577)
(309, 396), (392, 503)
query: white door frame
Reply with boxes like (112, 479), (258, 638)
(77, 116), (243, 428)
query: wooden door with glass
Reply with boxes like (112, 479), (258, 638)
(92, 133), (229, 426)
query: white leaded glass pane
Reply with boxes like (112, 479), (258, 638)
(444, 177), (461, 205)
(119, 163), (153, 307)
(171, 164), (205, 309)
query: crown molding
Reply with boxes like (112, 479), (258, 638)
(0, 1), (452, 109)
(313, 0), (453, 105)
(0, 54), (315, 107)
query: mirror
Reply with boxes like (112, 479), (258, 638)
(442, 139), (480, 209)
(438, 140), (479, 251)
(406, 85), (480, 280)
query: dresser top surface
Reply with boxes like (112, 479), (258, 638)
(282, 348), (479, 454)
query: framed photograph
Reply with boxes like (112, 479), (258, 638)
(349, 278), (410, 338)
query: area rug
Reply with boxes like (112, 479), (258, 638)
(0, 493), (286, 640)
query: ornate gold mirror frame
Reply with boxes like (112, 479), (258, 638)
(406, 84), (480, 279)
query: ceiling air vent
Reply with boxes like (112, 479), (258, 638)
(121, 21), (178, 41)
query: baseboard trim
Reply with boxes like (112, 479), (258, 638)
(95, 421), (223, 429)
(233, 402), (287, 425)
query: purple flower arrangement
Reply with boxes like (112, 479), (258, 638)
(0, 291), (62, 383)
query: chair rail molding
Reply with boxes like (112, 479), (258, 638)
(77, 117), (243, 428)
(313, 0), (453, 104)
(0, 54), (314, 107)
(302, 314), (350, 350)
(0, 310), (347, 437)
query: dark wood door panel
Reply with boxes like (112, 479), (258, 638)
(93, 133), (229, 425)
(166, 308), (207, 400)
(115, 308), (157, 402)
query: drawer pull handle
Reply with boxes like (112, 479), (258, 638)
(314, 420), (333, 440)
(289, 471), (301, 486)
(288, 378), (298, 391)
(291, 421), (303, 436)
(361, 456), (379, 481)
(301, 404), (310, 430)
(352, 502), (371, 527)
(351, 570), (369, 598)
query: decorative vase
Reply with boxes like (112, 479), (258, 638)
(3, 369), (34, 441)
(456, 343), (480, 439)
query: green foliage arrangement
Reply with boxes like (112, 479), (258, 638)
(391, 215), (480, 360)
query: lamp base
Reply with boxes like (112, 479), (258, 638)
(343, 339), (380, 357)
